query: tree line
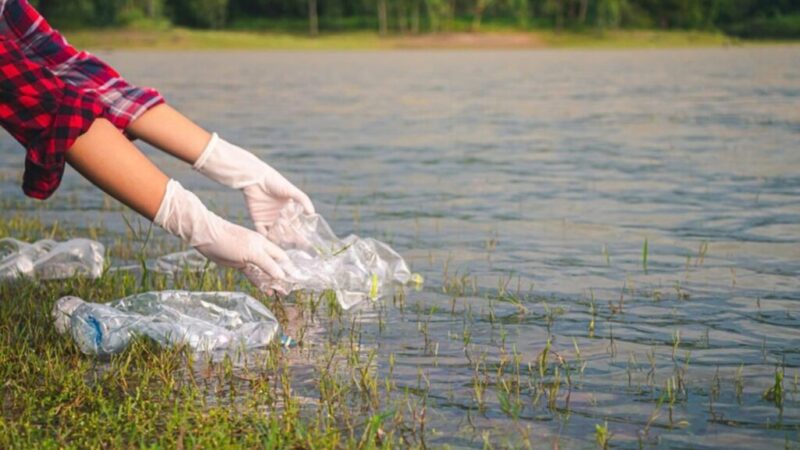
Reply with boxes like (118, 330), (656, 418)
(30, 0), (800, 38)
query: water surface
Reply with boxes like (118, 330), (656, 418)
(2, 47), (799, 448)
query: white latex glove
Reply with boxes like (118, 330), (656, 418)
(153, 179), (292, 293)
(193, 133), (315, 236)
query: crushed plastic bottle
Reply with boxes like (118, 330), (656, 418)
(53, 290), (280, 356)
(0, 238), (104, 280)
(5, 205), (421, 313)
(106, 249), (214, 277)
(153, 249), (214, 274)
(245, 202), (420, 310)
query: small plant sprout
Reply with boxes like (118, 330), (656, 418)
(497, 378), (523, 420)
(646, 348), (657, 387)
(671, 329), (681, 361)
(734, 364), (745, 402)
(595, 421), (612, 449)
(696, 241), (709, 266)
(572, 337), (586, 377)
(588, 291), (597, 337)
(763, 366), (784, 407)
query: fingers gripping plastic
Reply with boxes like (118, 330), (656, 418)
(153, 179), (288, 287)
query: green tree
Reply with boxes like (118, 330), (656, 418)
(472, 0), (495, 30)
(578, 0), (589, 24)
(410, 0), (422, 33)
(425, 0), (451, 31)
(509, 0), (530, 28)
(596, 0), (626, 28)
(544, 0), (564, 30)
(309, 0), (319, 35)
(32, 0), (95, 28)
(168, 0), (229, 28)
(377, 0), (388, 34)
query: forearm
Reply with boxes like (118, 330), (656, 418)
(123, 102), (314, 231)
(126, 103), (211, 165)
(65, 117), (288, 285)
(66, 118), (169, 220)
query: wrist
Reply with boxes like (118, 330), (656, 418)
(192, 132), (219, 170)
(193, 133), (264, 189)
(153, 179), (216, 247)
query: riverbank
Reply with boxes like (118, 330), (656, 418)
(0, 213), (401, 448)
(64, 27), (790, 51)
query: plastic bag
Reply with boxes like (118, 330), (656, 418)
(0, 238), (104, 280)
(246, 202), (420, 310)
(53, 290), (280, 356)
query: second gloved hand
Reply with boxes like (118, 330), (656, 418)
(193, 133), (314, 236)
(153, 179), (292, 293)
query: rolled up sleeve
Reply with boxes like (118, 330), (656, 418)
(0, 36), (105, 199)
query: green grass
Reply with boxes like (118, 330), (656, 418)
(67, 28), (385, 50)
(0, 213), (411, 448)
(62, 26), (777, 51)
(540, 28), (736, 48)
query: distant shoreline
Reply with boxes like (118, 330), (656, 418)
(66, 28), (799, 51)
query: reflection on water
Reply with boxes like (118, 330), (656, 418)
(2, 47), (799, 448)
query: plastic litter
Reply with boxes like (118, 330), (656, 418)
(0, 238), (104, 281)
(279, 334), (297, 348)
(152, 249), (213, 274)
(106, 249), (214, 276)
(0, 238), (213, 282)
(53, 290), (280, 356)
(248, 202), (421, 310)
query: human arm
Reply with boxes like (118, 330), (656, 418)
(126, 104), (315, 234)
(1, 0), (287, 285)
(125, 103), (211, 165)
(66, 118), (168, 219)
(67, 118), (289, 283)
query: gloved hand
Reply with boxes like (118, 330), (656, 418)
(153, 179), (292, 293)
(193, 133), (315, 236)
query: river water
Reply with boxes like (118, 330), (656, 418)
(1, 46), (799, 448)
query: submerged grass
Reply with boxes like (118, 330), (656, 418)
(1, 212), (797, 448)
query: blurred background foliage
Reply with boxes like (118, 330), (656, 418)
(28, 0), (800, 38)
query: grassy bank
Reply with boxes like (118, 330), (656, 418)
(62, 27), (767, 51)
(0, 214), (413, 448)
(2, 206), (796, 447)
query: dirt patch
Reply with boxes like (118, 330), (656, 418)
(388, 32), (546, 49)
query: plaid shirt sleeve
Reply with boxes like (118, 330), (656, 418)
(0, 0), (165, 199)
(0, 35), (104, 199)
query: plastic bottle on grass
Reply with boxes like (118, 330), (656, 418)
(0, 238), (104, 280)
(53, 291), (280, 356)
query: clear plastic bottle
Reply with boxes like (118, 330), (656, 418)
(53, 291), (280, 356)
(0, 238), (104, 280)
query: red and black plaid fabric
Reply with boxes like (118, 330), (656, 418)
(0, 37), (104, 199)
(0, 0), (164, 199)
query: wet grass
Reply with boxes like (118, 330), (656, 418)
(1, 212), (798, 448)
